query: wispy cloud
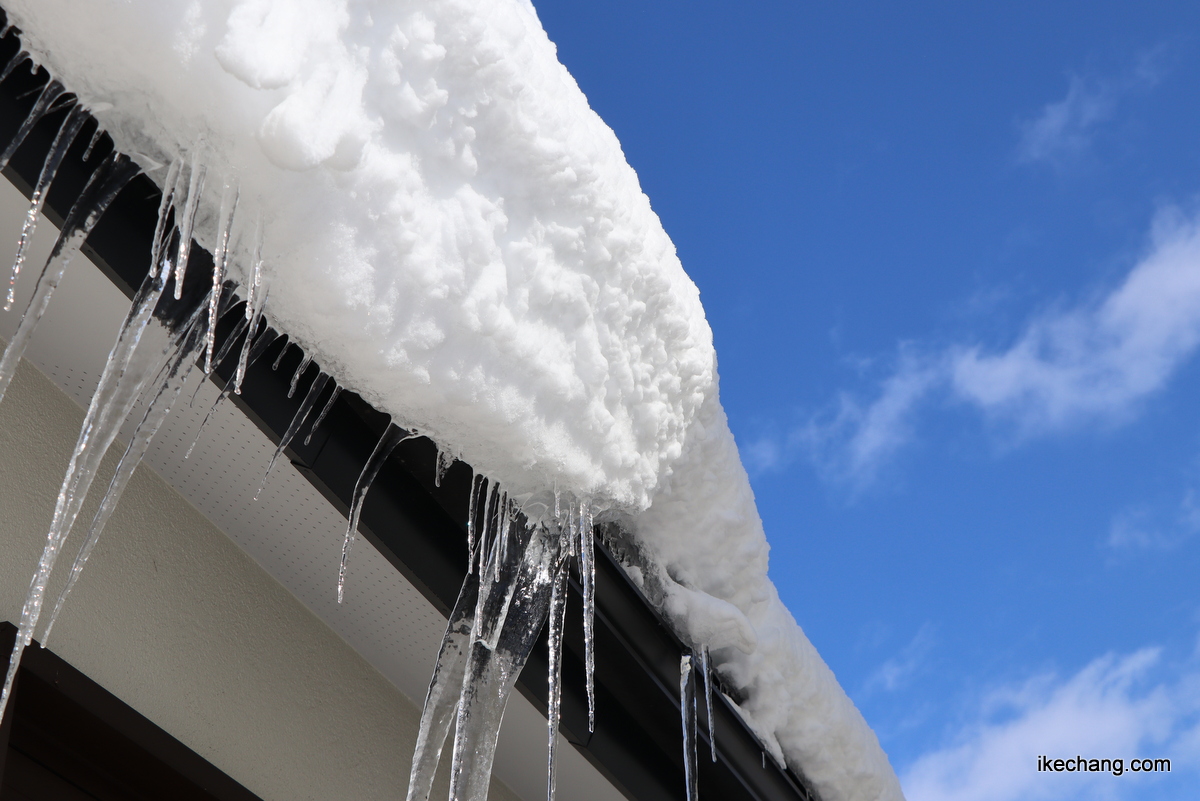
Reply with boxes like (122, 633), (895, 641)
(863, 624), (936, 696)
(902, 648), (1200, 801)
(950, 206), (1200, 433)
(1017, 76), (1116, 166)
(767, 205), (1200, 486)
(1017, 49), (1168, 168)
(789, 352), (938, 487)
(1107, 489), (1200, 551)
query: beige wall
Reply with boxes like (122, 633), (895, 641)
(0, 357), (518, 801)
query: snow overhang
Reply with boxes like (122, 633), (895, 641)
(0, 20), (820, 801)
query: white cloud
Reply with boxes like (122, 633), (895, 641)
(902, 648), (1200, 801)
(767, 351), (938, 486)
(863, 624), (936, 695)
(1017, 50), (1167, 168)
(1107, 489), (1200, 551)
(782, 206), (1200, 486)
(1018, 76), (1115, 166)
(951, 208), (1200, 433)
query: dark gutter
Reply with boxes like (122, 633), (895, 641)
(0, 17), (818, 801)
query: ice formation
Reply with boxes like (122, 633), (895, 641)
(0, 2), (905, 801)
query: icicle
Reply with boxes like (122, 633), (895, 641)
(255, 373), (330, 499)
(466, 474), (482, 573)
(172, 149), (206, 299)
(0, 50), (29, 85)
(0, 152), (140, 407)
(0, 257), (173, 722)
(434, 448), (454, 487)
(205, 181), (239, 372)
(546, 554), (570, 801)
(498, 491), (511, 565)
(339, 424), (410, 603)
(80, 124), (104, 162)
(303, 384), (340, 446)
(185, 326), (279, 459)
(4, 103), (88, 310)
(406, 566), (481, 801)
(232, 214), (269, 393)
(579, 500), (596, 732)
(41, 307), (207, 646)
(271, 338), (290, 371)
(448, 521), (559, 801)
(149, 156), (185, 279)
(680, 652), (699, 801)
(189, 311), (248, 407)
(288, 353), (312, 398)
(234, 283), (269, 393)
(701, 644), (717, 763)
(0, 78), (66, 172)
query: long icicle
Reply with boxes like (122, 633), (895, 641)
(680, 652), (699, 801)
(4, 103), (89, 310)
(579, 500), (596, 732)
(701, 643), (717, 762)
(406, 565), (482, 801)
(303, 384), (340, 446)
(41, 304), (209, 646)
(546, 551), (570, 801)
(234, 221), (267, 393)
(466, 474), (482, 574)
(0, 255), (172, 721)
(0, 152), (140, 406)
(149, 156), (185, 278)
(0, 78), (66, 172)
(288, 353), (312, 398)
(338, 423), (410, 603)
(449, 521), (558, 801)
(172, 149), (205, 299)
(255, 372), (330, 499)
(205, 181), (239, 372)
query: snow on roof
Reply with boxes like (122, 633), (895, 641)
(3, 1), (903, 799)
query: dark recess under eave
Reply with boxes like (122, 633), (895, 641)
(0, 16), (819, 801)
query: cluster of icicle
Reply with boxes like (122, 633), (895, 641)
(0, 46), (727, 801)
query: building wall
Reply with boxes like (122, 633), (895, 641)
(0, 356), (519, 801)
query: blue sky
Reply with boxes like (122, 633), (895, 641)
(535, 2), (1200, 799)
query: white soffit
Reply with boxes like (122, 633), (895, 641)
(0, 174), (624, 801)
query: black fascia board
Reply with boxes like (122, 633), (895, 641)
(0, 18), (818, 801)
